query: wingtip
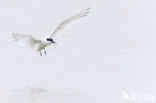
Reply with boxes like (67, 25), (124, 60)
(80, 7), (91, 17)
(12, 33), (17, 36)
(12, 33), (18, 41)
(85, 6), (91, 12)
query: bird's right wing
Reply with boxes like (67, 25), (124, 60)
(49, 7), (91, 38)
(12, 33), (41, 48)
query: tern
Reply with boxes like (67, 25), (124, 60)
(13, 8), (90, 56)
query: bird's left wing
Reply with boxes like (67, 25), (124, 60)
(49, 7), (91, 38)
(12, 33), (41, 48)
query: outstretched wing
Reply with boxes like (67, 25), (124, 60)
(49, 7), (91, 38)
(12, 33), (41, 48)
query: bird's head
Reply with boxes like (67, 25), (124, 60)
(46, 38), (56, 44)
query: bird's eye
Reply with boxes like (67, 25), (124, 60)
(47, 38), (52, 41)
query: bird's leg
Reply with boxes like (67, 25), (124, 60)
(40, 51), (42, 56)
(44, 48), (46, 55)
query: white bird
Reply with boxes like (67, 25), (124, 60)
(12, 8), (90, 56)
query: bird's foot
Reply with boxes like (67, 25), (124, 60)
(44, 49), (46, 55)
(40, 51), (42, 56)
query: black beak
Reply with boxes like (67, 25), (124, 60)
(52, 41), (56, 44)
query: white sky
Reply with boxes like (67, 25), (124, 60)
(0, 0), (156, 103)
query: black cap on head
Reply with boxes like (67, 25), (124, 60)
(46, 38), (55, 43)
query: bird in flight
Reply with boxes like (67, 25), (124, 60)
(13, 8), (90, 56)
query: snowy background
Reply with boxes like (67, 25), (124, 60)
(0, 0), (156, 103)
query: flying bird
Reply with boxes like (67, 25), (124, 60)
(13, 8), (90, 56)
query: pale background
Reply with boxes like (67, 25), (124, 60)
(0, 0), (156, 103)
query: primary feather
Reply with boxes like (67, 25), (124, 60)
(12, 33), (41, 48)
(49, 7), (91, 37)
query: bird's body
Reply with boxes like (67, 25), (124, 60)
(36, 41), (52, 51)
(35, 41), (52, 56)
(13, 8), (90, 56)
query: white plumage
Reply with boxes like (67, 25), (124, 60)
(13, 8), (90, 56)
